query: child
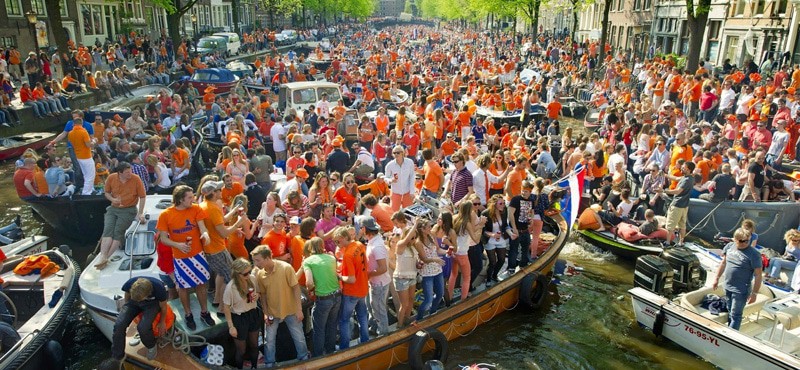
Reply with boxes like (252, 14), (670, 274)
(639, 209), (659, 236)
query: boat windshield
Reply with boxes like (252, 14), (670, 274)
(197, 39), (219, 48)
(318, 87), (341, 102)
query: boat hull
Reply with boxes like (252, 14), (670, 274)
(26, 195), (110, 242)
(123, 215), (570, 369)
(686, 199), (800, 253)
(0, 132), (57, 161)
(630, 287), (800, 370)
(577, 229), (662, 259)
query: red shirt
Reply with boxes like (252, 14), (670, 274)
(699, 92), (717, 111)
(13, 167), (36, 198)
(402, 133), (420, 158)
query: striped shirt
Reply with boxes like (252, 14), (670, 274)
(450, 167), (473, 204)
(130, 163), (150, 191)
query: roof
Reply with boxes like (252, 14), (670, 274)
(280, 81), (340, 89)
(192, 68), (237, 82)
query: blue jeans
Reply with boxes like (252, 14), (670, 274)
(417, 273), (444, 321)
(339, 294), (369, 349)
(264, 314), (308, 365)
(767, 257), (798, 279)
(507, 231), (531, 271)
(725, 290), (749, 330)
(311, 294), (340, 357)
(368, 284), (389, 336)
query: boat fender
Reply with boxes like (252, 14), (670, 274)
(44, 340), (64, 369)
(408, 328), (449, 370)
(519, 272), (550, 309)
(652, 306), (666, 337)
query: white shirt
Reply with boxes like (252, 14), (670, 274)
(316, 99), (330, 118)
(366, 235), (392, 286)
(278, 179), (301, 203)
(736, 93), (754, 115)
(719, 88), (736, 110)
(607, 153), (625, 175)
(383, 158), (416, 195)
(472, 168), (502, 205)
(357, 148), (374, 169)
(270, 124), (287, 152)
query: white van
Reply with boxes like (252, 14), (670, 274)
(278, 81), (343, 119)
(212, 32), (241, 56)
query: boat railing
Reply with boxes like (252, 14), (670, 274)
(0, 329), (39, 364)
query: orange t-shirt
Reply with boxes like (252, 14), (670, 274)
(226, 217), (250, 260)
(547, 101), (562, 119)
(506, 169), (525, 199)
(221, 182), (244, 207)
(172, 148), (189, 169)
(340, 241), (368, 298)
(333, 187), (357, 216)
(104, 172), (146, 208)
(67, 126), (92, 159)
(440, 140), (459, 156)
(156, 205), (208, 259)
(423, 160), (443, 192)
(375, 115), (389, 133)
(200, 200), (227, 255)
(696, 159), (712, 183)
(261, 229), (290, 259)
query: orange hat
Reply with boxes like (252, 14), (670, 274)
(204, 86), (216, 93)
(332, 137), (343, 147)
(113, 114), (123, 122)
(295, 168), (309, 179)
(726, 114), (738, 121)
(749, 113), (761, 121)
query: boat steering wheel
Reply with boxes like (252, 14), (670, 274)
(0, 290), (18, 328)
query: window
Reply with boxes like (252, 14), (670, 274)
(756, 0), (766, 15)
(627, 27), (634, 49)
(680, 21), (690, 54)
(617, 0), (623, 11)
(775, 0), (788, 15)
(634, 0), (640, 10)
(725, 36), (739, 63)
(0, 36), (16, 48)
(643, 0), (651, 10)
(61, 0), (69, 17)
(31, 0), (45, 15)
(4, 0), (21, 16)
(81, 4), (104, 36)
(735, 0), (745, 16)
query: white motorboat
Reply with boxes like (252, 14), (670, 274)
(0, 247), (79, 370)
(1, 235), (49, 257)
(79, 195), (173, 340)
(629, 242), (800, 369)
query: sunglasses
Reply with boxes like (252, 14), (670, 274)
(736, 239), (749, 243)
(393, 151), (403, 155)
(346, 180), (355, 184)
(241, 270), (252, 276)
(793, 239), (800, 242)
(472, 202), (480, 206)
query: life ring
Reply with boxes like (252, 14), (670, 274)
(652, 307), (666, 337)
(408, 328), (449, 370)
(519, 272), (550, 309)
(134, 304), (176, 336)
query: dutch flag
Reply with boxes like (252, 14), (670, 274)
(557, 164), (586, 230)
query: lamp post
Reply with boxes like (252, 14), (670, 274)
(191, 13), (198, 36)
(25, 10), (39, 54)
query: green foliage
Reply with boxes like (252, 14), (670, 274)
(264, 0), (303, 18)
(655, 53), (687, 70)
(147, 0), (178, 14)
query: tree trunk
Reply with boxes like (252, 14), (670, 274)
(685, 0), (710, 73)
(572, 5), (578, 41)
(232, 0), (240, 34)
(597, 0), (612, 78)
(531, 0), (541, 40)
(44, 0), (69, 56)
(167, 11), (182, 56)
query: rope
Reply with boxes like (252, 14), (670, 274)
(157, 326), (208, 354)
(685, 201), (727, 236)
(711, 211), (746, 235)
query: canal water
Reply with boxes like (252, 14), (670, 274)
(0, 159), (716, 370)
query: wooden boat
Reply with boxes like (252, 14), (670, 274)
(119, 214), (569, 369)
(686, 199), (800, 253)
(85, 84), (171, 122)
(0, 132), (56, 161)
(583, 107), (602, 130)
(0, 247), (80, 370)
(577, 228), (664, 259)
(187, 68), (240, 95)
(25, 194), (110, 243)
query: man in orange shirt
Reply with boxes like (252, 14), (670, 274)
(546, 95), (562, 123)
(220, 173), (244, 207)
(421, 148), (444, 198)
(199, 180), (245, 307)
(261, 213), (292, 263)
(668, 68), (683, 103)
(166, 144), (190, 182)
(335, 227), (369, 349)
(504, 156), (528, 200)
(67, 118), (95, 195)
(440, 133), (460, 157)
(156, 185), (213, 330)
(95, 162), (146, 270)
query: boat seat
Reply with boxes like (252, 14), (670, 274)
(680, 285), (774, 323)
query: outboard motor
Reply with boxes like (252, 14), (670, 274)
(660, 247), (705, 294)
(634, 254), (674, 297)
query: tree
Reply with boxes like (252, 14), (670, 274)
(596, 0), (611, 78)
(149, 0), (194, 56)
(684, 0), (710, 72)
(44, 0), (69, 59)
(232, 0), (240, 34)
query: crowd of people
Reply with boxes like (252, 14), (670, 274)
(8, 16), (800, 367)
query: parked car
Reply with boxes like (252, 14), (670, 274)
(278, 30), (298, 45)
(212, 32), (242, 56)
(195, 36), (227, 56)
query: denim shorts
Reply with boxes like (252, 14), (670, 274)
(394, 277), (416, 291)
(159, 273), (176, 289)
